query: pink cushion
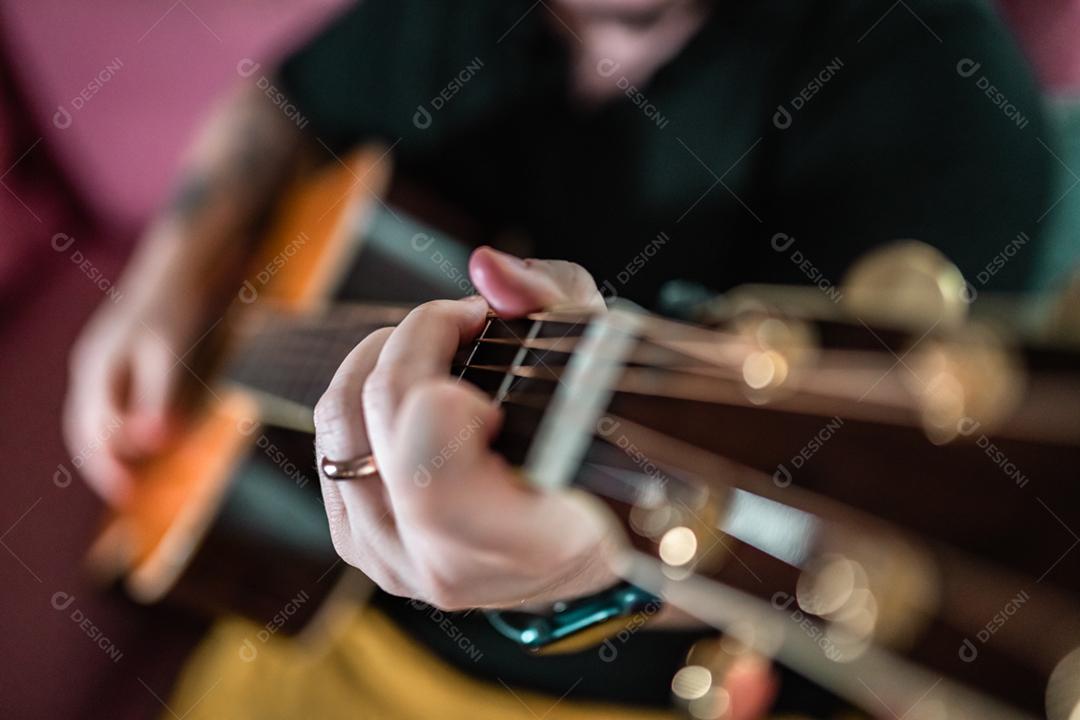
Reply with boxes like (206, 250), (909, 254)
(997, 0), (1080, 96)
(5, 0), (1077, 241)
(1, 0), (349, 238)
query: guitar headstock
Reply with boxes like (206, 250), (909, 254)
(462, 242), (1080, 720)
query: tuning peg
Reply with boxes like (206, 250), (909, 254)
(843, 240), (969, 335)
(629, 486), (730, 579)
(905, 325), (1024, 444)
(730, 311), (818, 403)
(1046, 646), (1080, 720)
(793, 537), (938, 662)
(672, 636), (770, 720)
(657, 279), (727, 322)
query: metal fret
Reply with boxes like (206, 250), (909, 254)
(524, 307), (642, 491)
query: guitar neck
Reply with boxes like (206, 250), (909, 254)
(460, 309), (1080, 719)
(218, 304), (411, 429)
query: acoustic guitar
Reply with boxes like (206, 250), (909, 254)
(86, 145), (1080, 719)
(85, 145), (481, 634)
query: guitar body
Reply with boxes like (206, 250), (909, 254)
(86, 145), (476, 633)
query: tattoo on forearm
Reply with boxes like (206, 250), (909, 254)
(169, 174), (214, 221)
(164, 86), (305, 239)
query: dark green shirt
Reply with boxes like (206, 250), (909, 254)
(280, 0), (1053, 310)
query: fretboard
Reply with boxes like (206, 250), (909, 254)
(221, 304), (412, 425)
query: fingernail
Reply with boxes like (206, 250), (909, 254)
(488, 247), (527, 267)
(462, 294), (490, 316)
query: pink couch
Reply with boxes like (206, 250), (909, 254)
(998, 0), (1080, 97)
(0, 2), (346, 718)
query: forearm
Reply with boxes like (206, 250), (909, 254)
(121, 82), (311, 305)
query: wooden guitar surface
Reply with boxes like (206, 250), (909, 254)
(87, 146), (391, 605)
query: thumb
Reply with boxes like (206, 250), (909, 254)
(468, 246), (604, 318)
(124, 335), (179, 454)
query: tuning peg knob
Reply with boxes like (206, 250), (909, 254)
(843, 240), (969, 335)
(731, 313), (818, 403)
(906, 325), (1024, 444)
(1046, 646), (1080, 720)
(672, 637), (769, 720)
(629, 486), (730, 579)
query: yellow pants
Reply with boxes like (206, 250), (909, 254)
(167, 605), (678, 720)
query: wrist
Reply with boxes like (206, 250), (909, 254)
(520, 535), (622, 609)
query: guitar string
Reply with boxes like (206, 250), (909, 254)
(233, 315), (1079, 444)
(238, 331), (919, 428)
